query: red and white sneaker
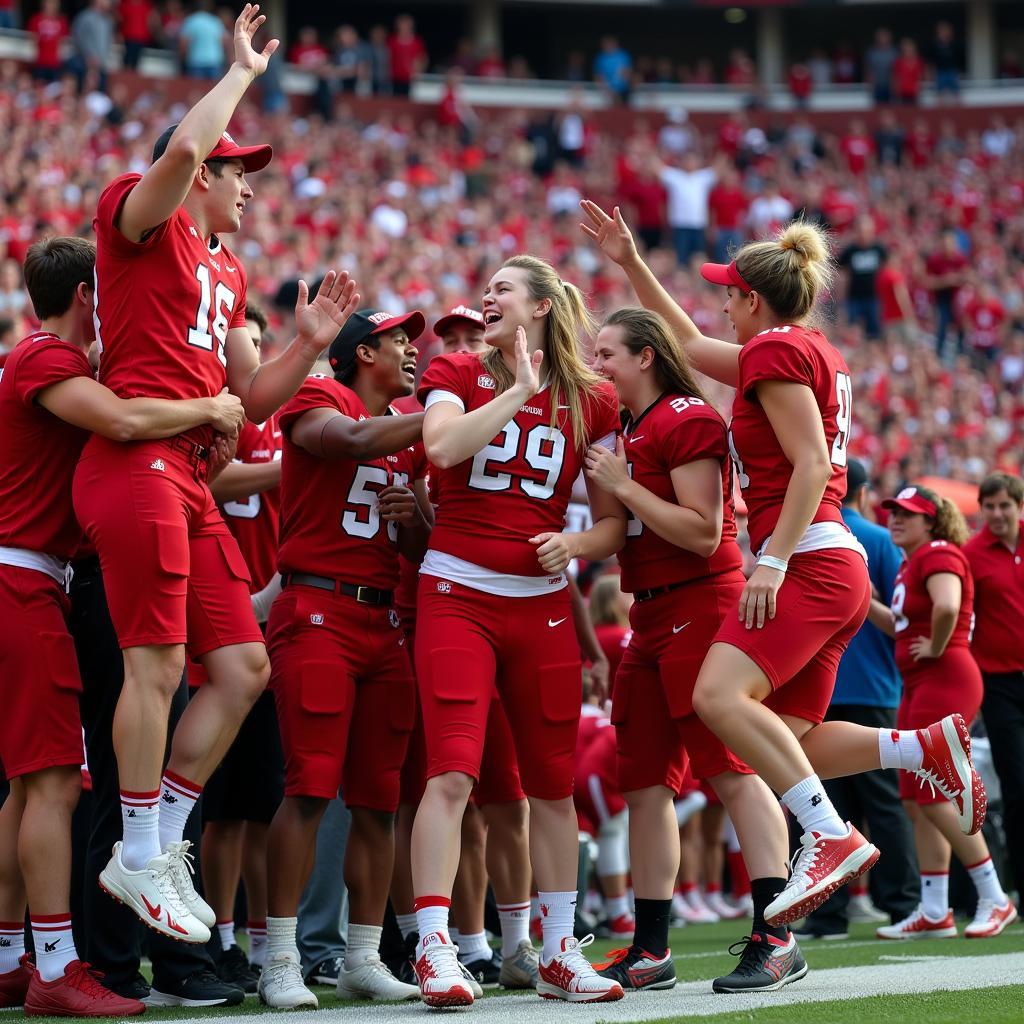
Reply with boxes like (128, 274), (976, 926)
(876, 906), (957, 940)
(0, 954), (33, 1008)
(607, 913), (635, 939)
(964, 899), (1018, 939)
(414, 932), (474, 1008)
(765, 824), (879, 927)
(537, 935), (624, 1003)
(23, 960), (146, 1017)
(914, 715), (987, 835)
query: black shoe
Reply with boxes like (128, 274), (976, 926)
(306, 956), (342, 986)
(111, 972), (151, 1001)
(594, 946), (677, 991)
(712, 931), (808, 993)
(459, 952), (501, 987)
(216, 944), (260, 993)
(147, 968), (245, 1007)
(393, 931), (417, 986)
(792, 920), (849, 941)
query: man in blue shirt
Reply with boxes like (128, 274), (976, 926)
(794, 459), (918, 939)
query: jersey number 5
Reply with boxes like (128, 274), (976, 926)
(188, 264), (236, 367)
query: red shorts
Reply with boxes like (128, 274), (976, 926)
(416, 577), (580, 800)
(73, 435), (263, 656)
(0, 566), (83, 778)
(714, 549), (871, 724)
(267, 584), (415, 807)
(897, 650), (984, 804)
(614, 572), (753, 787)
(574, 726), (624, 833)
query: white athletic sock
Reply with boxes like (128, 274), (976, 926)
(396, 913), (418, 940)
(31, 915), (77, 982)
(605, 893), (630, 918)
(247, 920), (267, 967)
(414, 898), (451, 944)
(345, 923), (382, 969)
(158, 771), (201, 850)
(780, 775), (847, 837)
(966, 857), (1006, 905)
(449, 927), (462, 946)
(878, 729), (924, 771)
(920, 872), (949, 919)
(217, 920), (236, 950)
(538, 890), (577, 964)
(266, 916), (299, 959)
(120, 789), (161, 870)
(496, 901), (530, 957)
(0, 921), (25, 975)
(456, 931), (492, 963)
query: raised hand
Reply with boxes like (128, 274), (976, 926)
(295, 270), (360, 357)
(513, 325), (544, 398)
(208, 388), (246, 437)
(233, 4), (279, 78)
(579, 199), (639, 267)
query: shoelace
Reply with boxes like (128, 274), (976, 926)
(552, 934), (603, 981)
(264, 955), (305, 988)
(66, 962), (115, 998)
(360, 954), (399, 981)
(595, 947), (630, 971)
(787, 834), (822, 888)
(166, 843), (200, 894)
(726, 934), (768, 977)
(913, 765), (957, 803)
(421, 942), (464, 981)
(150, 858), (190, 916)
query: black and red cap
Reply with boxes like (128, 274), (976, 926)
(700, 259), (752, 292)
(153, 125), (273, 173)
(432, 304), (485, 336)
(328, 308), (426, 372)
(881, 486), (938, 518)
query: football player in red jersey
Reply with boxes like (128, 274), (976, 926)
(0, 237), (244, 1015)
(259, 309), (429, 1009)
(583, 307), (806, 992)
(72, 5), (360, 944)
(410, 254), (626, 1007)
(581, 200), (986, 981)
(875, 486), (1016, 940)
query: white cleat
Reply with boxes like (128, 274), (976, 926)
(258, 951), (319, 1009)
(847, 893), (889, 924)
(876, 906), (958, 940)
(336, 954), (420, 1001)
(964, 899), (1018, 939)
(673, 890), (719, 924)
(705, 891), (746, 920)
(99, 842), (210, 944)
(414, 932), (474, 1008)
(164, 841), (216, 928)
(537, 935), (624, 1003)
(498, 939), (540, 989)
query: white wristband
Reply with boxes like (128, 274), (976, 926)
(757, 555), (789, 574)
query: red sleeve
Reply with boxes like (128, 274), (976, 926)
(918, 543), (969, 583)
(12, 341), (92, 405)
(417, 353), (475, 406)
(409, 441), (429, 480)
(94, 173), (176, 256)
(661, 406), (728, 470)
(278, 376), (345, 435)
(585, 381), (621, 443)
(231, 268), (249, 330)
(739, 332), (815, 399)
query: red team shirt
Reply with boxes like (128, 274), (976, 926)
(618, 393), (743, 593)
(892, 541), (975, 677)
(417, 353), (619, 578)
(963, 525), (1024, 674)
(94, 174), (248, 444)
(0, 334), (92, 558)
(730, 325), (852, 553)
(221, 415), (282, 592)
(277, 376), (418, 589)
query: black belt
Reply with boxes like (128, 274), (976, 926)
(170, 436), (210, 462)
(634, 580), (690, 603)
(281, 572), (393, 606)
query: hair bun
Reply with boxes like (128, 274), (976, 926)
(778, 221), (829, 268)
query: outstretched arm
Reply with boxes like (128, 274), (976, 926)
(289, 407), (423, 462)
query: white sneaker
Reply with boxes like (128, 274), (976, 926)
(876, 905), (957, 940)
(164, 841), (216, 928)
(336, 953), (420, 1001)
(847, 893), (889, 924)
(673, 890), (718, 924)
(705, 891), (746, 920)
(732, 893), (754, 917)
(99, 842), (210, 944)
(258, 951), (318, 1009)
(537, 935), (623, 1003)
(414, 932), (474, 1008)
(964, 898), (1017, 938)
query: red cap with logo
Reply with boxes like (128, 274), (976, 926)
(881, 486), (938, 518)
(432, 305), (485, 336)
(206, 130), (273, 173)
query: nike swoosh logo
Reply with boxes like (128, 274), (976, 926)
(629, 435), (644, 442)
(672, 622), (691, 634)
(548, 617), (567, 627)
(142, 895), (161, 920)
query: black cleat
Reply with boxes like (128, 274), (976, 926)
(147, 968), (245, 1007)
(595, 946), (677, 991)
(713, 931), (808, 993)
(459, 952), (501, 987)
(216, 944), (260, 993)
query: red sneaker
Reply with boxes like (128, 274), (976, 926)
(607, 913), (635, 939)
(965, 899), (1018, 939)
(537, 935), (624, 1003)
(876, 906), (958, 940)
(765, 825), (879, 927)
(0, 954), (32, 1009)
(914, 715), (987, 835)
(24, 960), (146, 1017)
(413, 932), (474, 1008)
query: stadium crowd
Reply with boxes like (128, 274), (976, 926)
(0, 4), (1022, 1018)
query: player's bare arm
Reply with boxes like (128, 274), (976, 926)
(380, 483), (431, 563)
(529, 475), (626, 574)
(208, 459), (282, 504)
(424, 325), (542, 469)
(226, 270), (360, 423)
(36, 379), (245, 441)
(117, 5), (278, 241)
(289, 406), (424, 461)
(580, 199), (740, 385)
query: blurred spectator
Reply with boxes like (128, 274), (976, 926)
(333, 25), (367, 95)
(120, 0), (155, 70)
(787, 61), (813, 108)
(70, 0), (115, 93)
(546, 162), (582, 217)
(924, 229), (969, 357)
(289, 26), (331, 119)
(982, 117), (1015, 159)
(839, 118), (875, 175)
(0, 259), (27, 320)
(893, 38), (924, 105)
(28, 0), (68, 83)
(839, 216), (886, 340)
(157, 0), (185, 53)
(0, 0), (16, 31)
(556, 93), (589, 167)
(365, 25), (391, 94)
(874, 110), (905, 166)
(388, 14), (427, 98)
(864, 28), (897, 104)
(724, 48), (756, 88)
(876, 250), (919, 344)
(593, 36), (632, 104)
(658, 152), (716, 266)
(476, 45), (505, 79)
(930, 21), (962, 98)
(998, 49), (1022, 80)
(438, 69), (478, 144)
(619, 152), (666, 252)
(747, 179), (793, 238)
(707, 164), (748, 264)
(962, 282), (1008, 364)
(807, 49), (832, 87)
(0, 316), (17, 354)
(564, 50), (587, 83)
(448, 37), (477, 76)
(832, 41), (859, 84)
(178, 0), (226, 79)
(658, 109), (694, 157)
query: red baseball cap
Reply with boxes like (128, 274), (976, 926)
(206, 130), (273, 173)
(432, 304), (485, 336)
(700, 259), (752, 292)
(881, 486), (938, 518)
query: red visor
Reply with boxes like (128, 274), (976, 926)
(700, 259), (752, 292)
(206, 131), (273, 173)
(881, 487), (938, 518)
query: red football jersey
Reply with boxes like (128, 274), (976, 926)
(393, 441), (430, 633)
(0, 333), (92, 559)
(221, 415), (282, 592)
(891, 540), (975, 676)
(730, 325), (852, 553)
(618, 393), (743, 593)
(277, 377), (418, 588)
(94, 173), (248, 446)
(418, 353), (619, 578)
